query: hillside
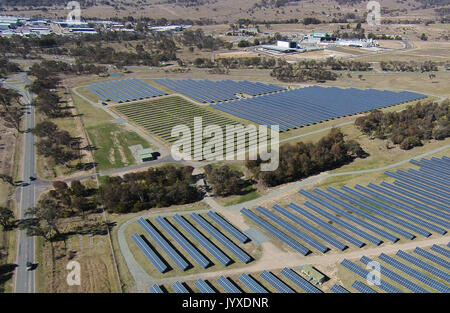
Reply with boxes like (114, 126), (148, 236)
(0, 0), (448, 22)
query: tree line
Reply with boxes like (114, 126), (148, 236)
(380, 61), (439, 72)
(98, 165), (202, 214)
(204, 165), (247, 197)
(246, 128), (366, 187)
(0, 58), (21, 78)
(355, 100), (450, 150)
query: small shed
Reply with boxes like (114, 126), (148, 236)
(135, 148), (156, 162)
(300, 265), (327, 285)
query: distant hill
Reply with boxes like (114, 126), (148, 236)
(0, 0), (447, 22)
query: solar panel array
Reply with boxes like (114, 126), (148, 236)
(207, 211), (250, 243)
(379, 253), (450, 293)
(155, 216), (210, 269)
(241, 208), (310, 255)
(238, 157), (449, 257)
(131, 233), (167, 273)
(212, 86), (425, 132)
(173, 213), (231, 266)
(190, 213), (252, 264)
(431, 244), (450, 259)
(351, 281), (377, 293)
(359, 256), (429, 293)
(89, 78), (166, 103)
(195, 279), (215, 293)
(413, 247), (450, 270)
(172, 281), (189, 293)
(138, 217), (189, 271)
(149, 284), (164, 293)
(396, 250), (450, 282)
(331, 284), (350, 293)
(132, 213), (253, 274)
(239, 273), (268, 293)
(153, 78), (285, 103)
(260, 270), (295, 293)
(281, 268), (322, 293)
(340, 259), (402, 293)
(159, 268), (325, 293)
(217, 276), (242, 293)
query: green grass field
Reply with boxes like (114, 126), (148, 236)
(87, 123), (152, 171)
(113, 96), (268, 159)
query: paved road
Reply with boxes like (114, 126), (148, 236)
(4, 73), (36, 293)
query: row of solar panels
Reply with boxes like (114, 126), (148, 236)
(132, 211), (251, 273)
(212, 86), (426, 132)
(149, 243), (450, 293)
(340, 245), (450, 293)
(240, 157), (449, 256)
(88, 78), (166, 103)
(149, 268), (322, 293)
(153, 78), (285, 103)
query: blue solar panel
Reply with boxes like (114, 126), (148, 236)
(352, 281), (376, 293)
(414, 247), (450, 270)
(281, 268), (322, 293)
(195, 279), (216, 293)
(396, 250), (450, 282)
(190, 213), (251, 263)
(359, 256), (428, 293)
(89, 79), (166, 102)
(131, 233), (167, 273)
(359, 184), (449, 232)
(239, 273), (268, 293)
(211, 86), (425, 132)
(395, 169), (450, 193)
(206, 211), (250, 243)
(393, 180), (450, 208)
(260, 270), (295, 293)
(331, 284), (350, 293)
(241, 208), (310, 255)
(217, 276), (241, 293)
(431, 244), (450, 259)
(287, 203), (364, 248)
(173, 214), (231, 266)
(300, 190), (383, 245)
(155, 216), (210, 269)
(138, 218), (189, 271)
(272, 204), (347, 251)
(333, 187), (429, 238)
(340, 259), (402, 293)
(172, 281), (189, 293)
(256, 206), (329, 253)
(149, 284), (163, 293)
(320, 188), (412, 240)
(379, 253), (449, 292)
(386, 171), (450, 199)
(375, 182), (450, 216)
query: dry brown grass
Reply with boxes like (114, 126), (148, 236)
(35, 213), (121, 293)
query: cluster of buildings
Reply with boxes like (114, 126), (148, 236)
(0, 14), (191, 37)
(0, 15), (138, 37)
(260, 31), (379, 54)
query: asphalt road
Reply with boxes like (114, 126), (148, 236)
(5, 73), (36, 293)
